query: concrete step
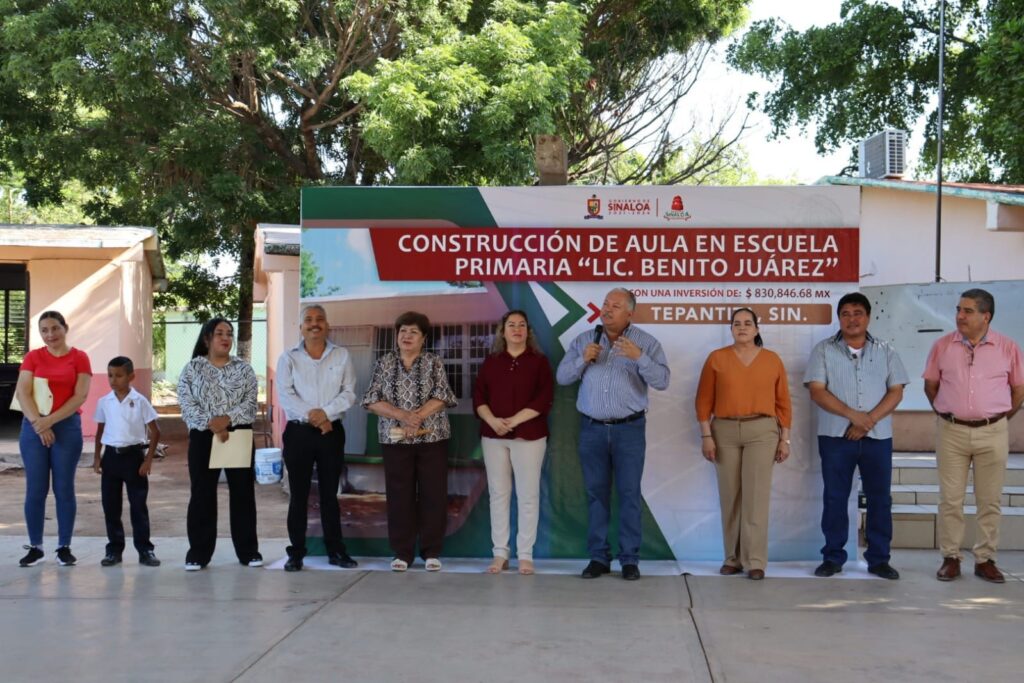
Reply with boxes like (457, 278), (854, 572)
(890, 452), (1024, 486)
(868, 504), (1024, 550)
(890, 484), (1024, 507)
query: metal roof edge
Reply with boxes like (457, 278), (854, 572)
(819, 176), (1024, 207)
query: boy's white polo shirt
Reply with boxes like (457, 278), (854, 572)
(94, 388), (158, 447)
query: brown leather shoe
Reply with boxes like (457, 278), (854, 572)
(719, 564), (743, 576)
(936, 557), (961, 581)
(974, 560), (1005, 584)
(747, 569), (765, 580)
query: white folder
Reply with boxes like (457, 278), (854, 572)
(9, 378), (54, 416)
(209, 428), (254, 469)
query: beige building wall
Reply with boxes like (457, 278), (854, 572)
(19, 243), (155, 437)
(853, 187), (1024, 451)
(119, 253), (154, 394)
(255, 234), (300, 447)
(858, 188), (1024, 285)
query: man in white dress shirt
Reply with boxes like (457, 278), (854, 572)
(276, 305), (358, 571)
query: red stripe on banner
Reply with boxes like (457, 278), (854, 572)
(369, 227), (858, 283)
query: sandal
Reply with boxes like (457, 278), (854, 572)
(518, 559), (535, 575)
(390, 558), (409, 572)
(424, 557), (442, 572)
(486, 557), (509, 574)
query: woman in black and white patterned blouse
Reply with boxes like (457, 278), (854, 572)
(362, 311), (457, 572)
(177, 317), (261, 571)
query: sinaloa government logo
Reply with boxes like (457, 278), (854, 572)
(607, 198), (653, 216)
(584, 194), (603, 220)
(664, 195), (691, 221)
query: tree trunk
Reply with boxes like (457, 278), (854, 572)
(235, 222), (256, 363)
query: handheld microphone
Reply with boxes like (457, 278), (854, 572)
(589, 324), (603, 363)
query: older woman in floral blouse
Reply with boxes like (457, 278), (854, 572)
(177, 317), (261, 571)
(363, 311), (457, 572)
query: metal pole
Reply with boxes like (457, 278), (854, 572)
(935, 0), (946, 283)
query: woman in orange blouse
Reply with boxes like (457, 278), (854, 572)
(695, 307), (791, 580)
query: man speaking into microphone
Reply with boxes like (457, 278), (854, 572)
(557, 287), (670, 580)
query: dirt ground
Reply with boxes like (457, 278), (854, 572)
(0, 411), (474, 550)
(0, 414), (291, 539)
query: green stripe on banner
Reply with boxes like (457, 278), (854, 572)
(301, 187), (498, 227)
(484, 281), (674, 561)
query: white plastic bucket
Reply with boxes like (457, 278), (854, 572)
(254, 448), (283, 485)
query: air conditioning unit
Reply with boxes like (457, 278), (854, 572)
(858, 129), (907, 179)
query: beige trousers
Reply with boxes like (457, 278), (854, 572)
(481, 436), (547, 561)
(711, 417), (778, 571)
(936, 418), (1009, 562)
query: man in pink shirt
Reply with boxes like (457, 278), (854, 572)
(923, 288), (1024, 583)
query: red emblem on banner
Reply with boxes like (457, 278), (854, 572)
(584, 194), (604, 220)
(664, 195), (691, 221)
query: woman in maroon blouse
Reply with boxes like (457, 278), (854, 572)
(473, 310), (554, 575)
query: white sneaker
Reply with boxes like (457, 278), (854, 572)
(425, 558), (442, 572)
(184, 562), (203, 572)
(390, 558), (409, 572)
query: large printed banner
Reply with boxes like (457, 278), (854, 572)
(300, 185), (861, 562)
(369, 227), (857, 282)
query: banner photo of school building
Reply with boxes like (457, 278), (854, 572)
(299, 185), (860, 561)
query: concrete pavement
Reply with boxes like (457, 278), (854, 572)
(1, 537), (1022, 682)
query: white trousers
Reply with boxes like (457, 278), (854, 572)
(481, 436), (547, 560)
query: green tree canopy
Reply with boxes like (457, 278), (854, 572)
(1, 0), (757, 349)
(728, 0), (1023, 183)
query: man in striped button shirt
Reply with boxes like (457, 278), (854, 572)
(557, 288), (670, 581)
(804, 292), (908, 580)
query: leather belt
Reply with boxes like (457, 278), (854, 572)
(940, 413), (1006, 428)
(106, 444), (147, 454)
(586, 411), (646, 425)
(717, 415), (772, 423)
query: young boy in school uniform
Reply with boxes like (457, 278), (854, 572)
(93, 356), (161, 567)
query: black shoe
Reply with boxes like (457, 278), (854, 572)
(581, 560), (611, 579)
(867, 562), (900, 580)
(55, 547), (76, 566)
(101, 552), (122, 567)
(621, 563), (641, 581)
(240, 553), (264, 567)
(328, 551), (358, 569)
(284, 556), (303, 572)
(18, 546), (44, 567)
(814, 560), (842, 577)
(139, 551), (161, 567)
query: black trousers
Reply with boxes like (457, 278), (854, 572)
(381, 440), (449, 563)
(186, 429), (259, 566)
(283, 420), (347, 558)
(101, 445), (153, 556)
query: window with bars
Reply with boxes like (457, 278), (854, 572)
(0, 265), (28, 366)
(373, 321), (495, 410)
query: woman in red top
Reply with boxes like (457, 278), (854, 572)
(15, 311), (92, 567)
(473, 310), (554, 575)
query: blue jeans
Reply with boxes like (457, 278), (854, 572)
(20, 414), (83, 547)
(578, 416), (646, 566)
(818, 435), (893, 567)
